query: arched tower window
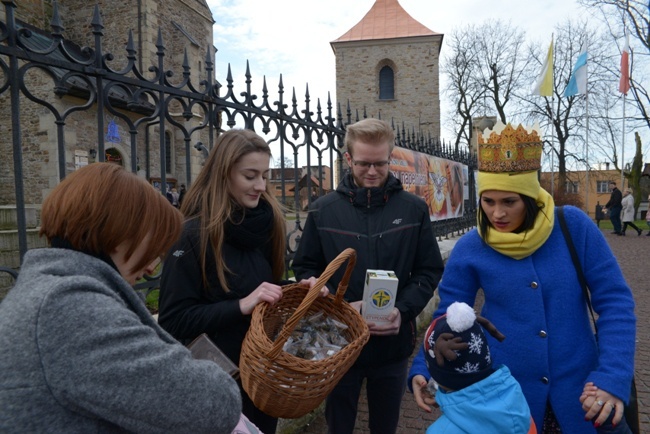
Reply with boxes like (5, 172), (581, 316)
(165, 131), (172, 174)
(379, 66), (394, 100)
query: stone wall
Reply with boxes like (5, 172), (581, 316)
(1, 0), (215, 206)
(334, 35), (442, 139)
(0, 0), (215, 282)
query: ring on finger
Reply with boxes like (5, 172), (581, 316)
(596, 400), (604, 406)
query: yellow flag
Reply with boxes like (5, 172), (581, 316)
(532, 38), (554, 97)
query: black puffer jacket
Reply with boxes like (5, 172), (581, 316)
(292, 173), (444, 366)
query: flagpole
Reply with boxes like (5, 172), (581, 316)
(585, 40), (590, 217)
(551, 96), (555, 197)
(620, 94), (626, 189)
(550, 34), (555, 197)
(618, 32), (630, 189)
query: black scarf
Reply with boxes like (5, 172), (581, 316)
(224, 200), (274, 251)
(50, 237), (120, 272)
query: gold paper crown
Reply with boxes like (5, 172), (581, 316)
(478, 121), (543, 173)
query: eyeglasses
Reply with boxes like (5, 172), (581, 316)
(351, 159), (390, 169)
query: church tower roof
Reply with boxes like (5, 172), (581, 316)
(332, 0), (440, 43)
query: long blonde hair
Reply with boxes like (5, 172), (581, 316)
(181, 129), (286, 291)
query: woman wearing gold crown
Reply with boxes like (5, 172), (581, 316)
(408, 123), (636, 433)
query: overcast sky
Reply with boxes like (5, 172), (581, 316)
(207, 0), (585, 130)
(203, 0), (650, 169)
(200, 0), (650, 178)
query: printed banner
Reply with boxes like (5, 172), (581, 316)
(389, 148), (466, 221)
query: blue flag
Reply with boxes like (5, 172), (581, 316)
(564, 49), (588, 97)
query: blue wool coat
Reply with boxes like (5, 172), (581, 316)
(411, 206), (636, 433)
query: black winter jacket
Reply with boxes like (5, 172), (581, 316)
(605, 187), (622, 209)
(158, 218), (275, 366)
(292, 173), (444, 366)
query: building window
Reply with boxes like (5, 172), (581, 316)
(165, 131), (172, 174)
(379, 66), (394, 100)
(597, 181), (609, 193)
(565, 181), (579, 194)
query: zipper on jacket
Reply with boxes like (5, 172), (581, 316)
(367, 189), (371, 208)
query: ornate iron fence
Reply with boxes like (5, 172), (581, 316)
(0, 1), (476, 286)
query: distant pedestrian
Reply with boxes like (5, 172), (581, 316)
(178, 184), (186, 206)
(646, 194), (650, 236)
(171, 187), (180, 208)
(621, 188), (642, 236)
(603, 181), (623, 235)
(595, 202), (604, 228)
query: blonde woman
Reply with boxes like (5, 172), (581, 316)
(621, 188), (642, 236)
(158, 129), (317, 434)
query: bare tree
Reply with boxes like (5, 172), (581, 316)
(442, 21), (528, 150)
(276, 156), (293, 168)
(477, 22), (529, 124)
(442, 29), (486, 150)
(628, 132), (644, 217)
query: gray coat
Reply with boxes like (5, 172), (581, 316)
(621, 194), (635, 222)
(0, 248), (241, 433)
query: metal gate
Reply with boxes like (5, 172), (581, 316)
(0, 2), (476, 287)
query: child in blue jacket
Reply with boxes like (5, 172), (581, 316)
(423, 302), (536, 434)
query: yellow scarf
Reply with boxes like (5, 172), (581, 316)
(478, 188), (555, 260)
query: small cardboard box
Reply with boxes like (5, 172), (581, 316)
(362, 269), (399, 324)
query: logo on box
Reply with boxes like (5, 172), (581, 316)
(370, 289), (393, 309)
(363, 270), (398, 324)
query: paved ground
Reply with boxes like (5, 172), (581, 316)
(295, 227), (650, 433)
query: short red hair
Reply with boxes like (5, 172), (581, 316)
(40, 163), (182, 272)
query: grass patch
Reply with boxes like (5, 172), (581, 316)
(597, 220), (647, 231)
(146, 289), (160, 314)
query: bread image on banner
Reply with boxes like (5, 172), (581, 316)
(388, 147), (465, 221)
(427, 159), (448, 215)
(446, 161), (464, 218)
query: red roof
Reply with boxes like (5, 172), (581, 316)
(332, 0), (440, 43)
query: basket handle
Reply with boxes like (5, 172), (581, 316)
(267, 248), (357, 359)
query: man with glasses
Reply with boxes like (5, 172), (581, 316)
(292, 118), (444, 434)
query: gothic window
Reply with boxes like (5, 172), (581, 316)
(165, 131), (172, 174)
(379, 66), (394, 100)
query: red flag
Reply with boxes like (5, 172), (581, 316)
(619, 34), (630, 94)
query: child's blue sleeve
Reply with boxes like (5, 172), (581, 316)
(407, 344), (430, 392)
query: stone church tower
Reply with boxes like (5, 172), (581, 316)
(330, 0), (443, 138)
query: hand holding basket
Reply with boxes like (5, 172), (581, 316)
(239, 248), (369, 419)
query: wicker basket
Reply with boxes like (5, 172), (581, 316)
(239, 248), (370, 419)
